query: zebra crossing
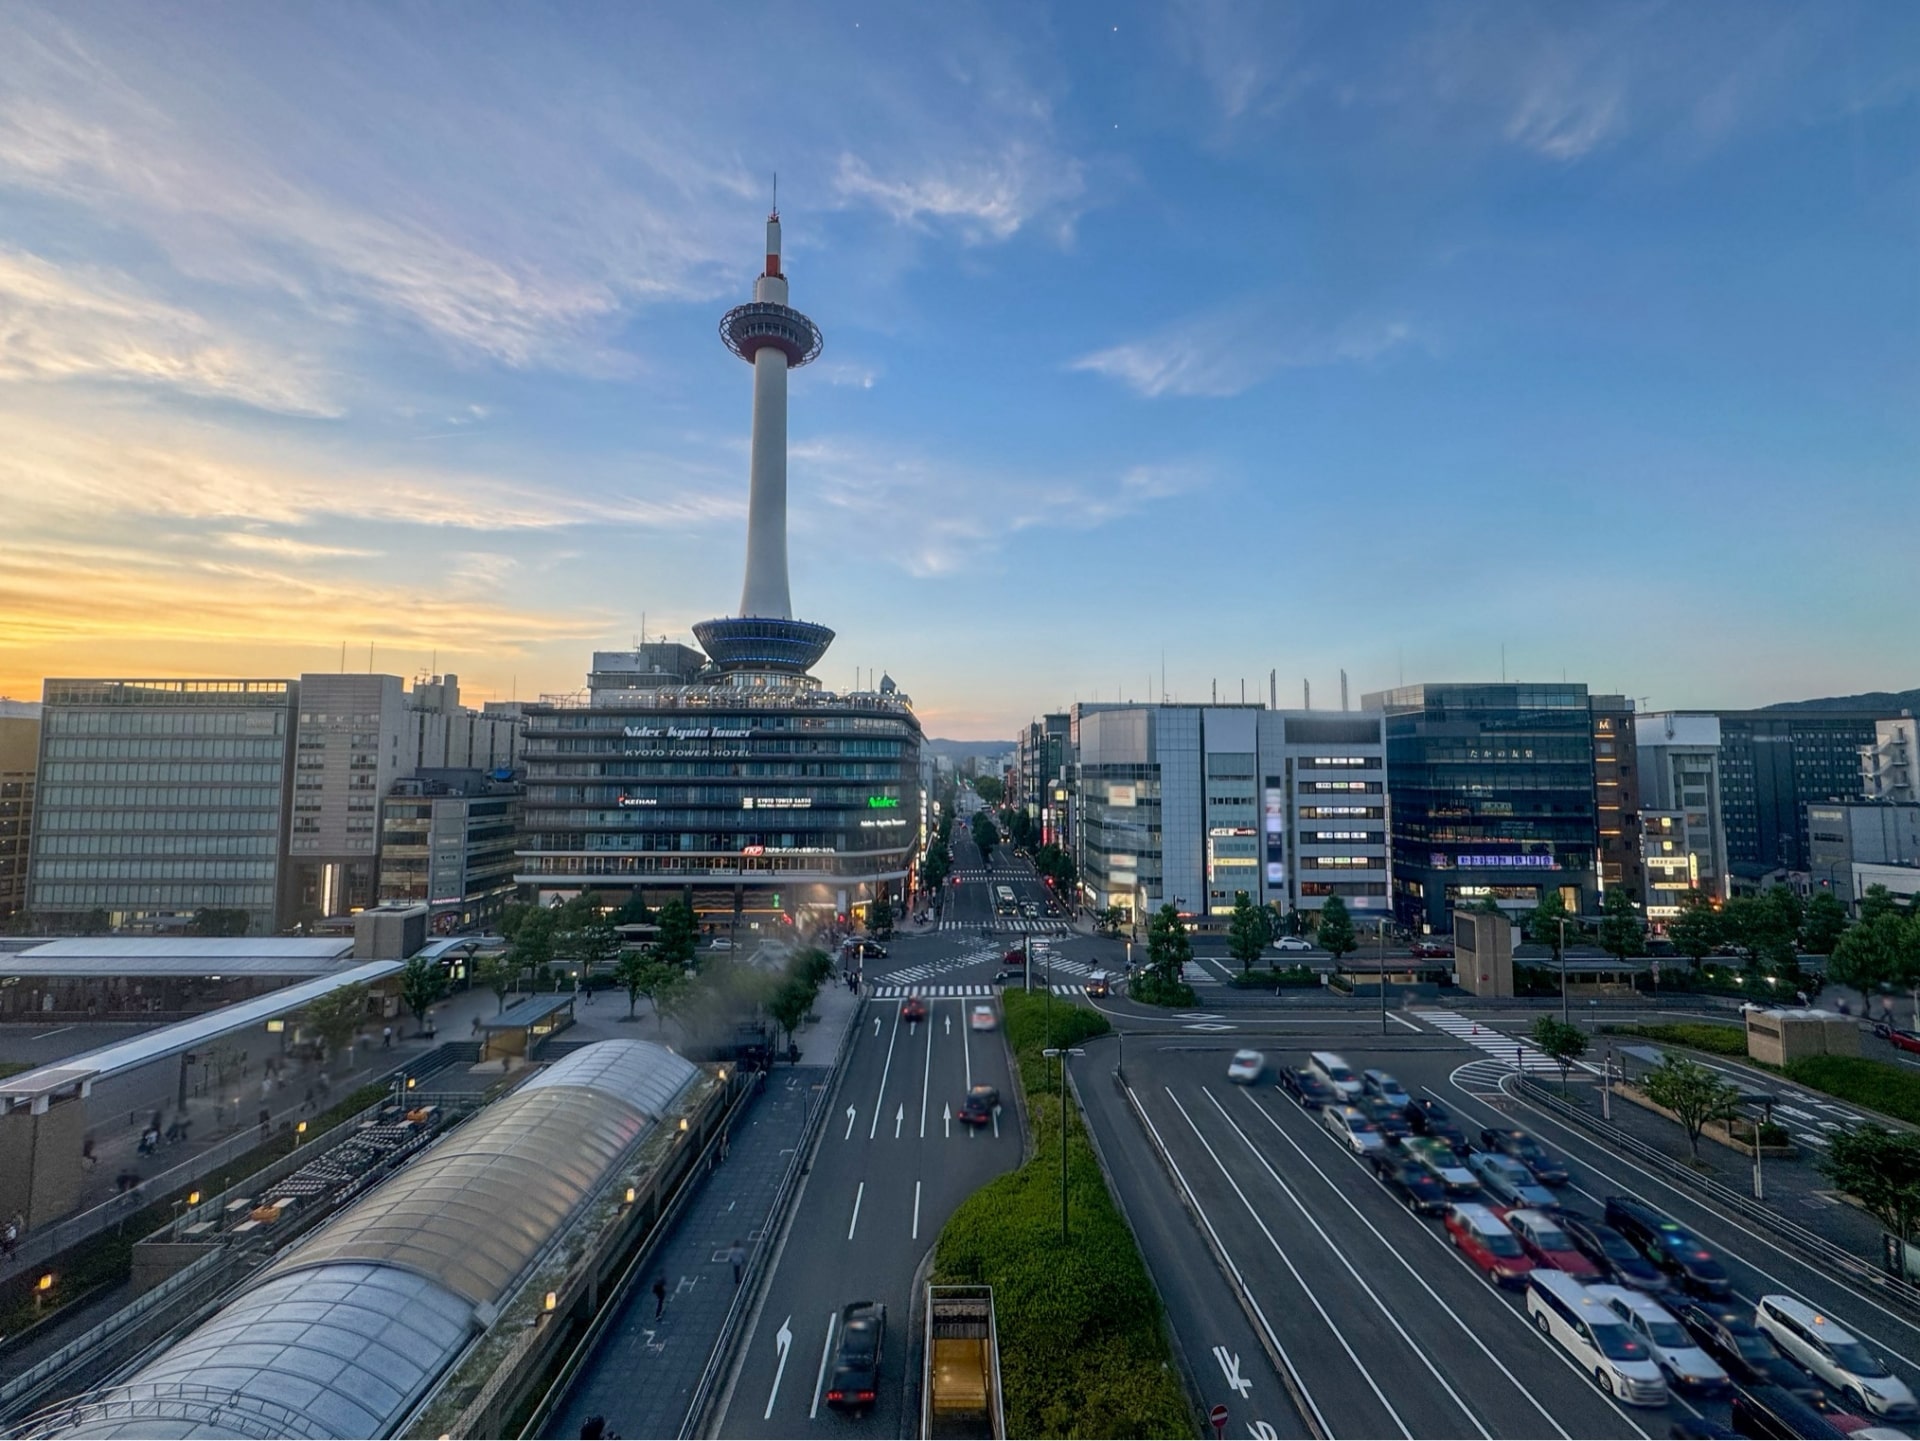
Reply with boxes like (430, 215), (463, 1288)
(879, 948), (1096, 986)
(1412, 1008), (1591, 1077)
(871, 982), (1085, 999)
(930, 917), (1071, 936)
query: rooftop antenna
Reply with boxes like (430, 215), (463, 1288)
(1303, 678), (1311, 710)
(771, 171), (778, 217)
(1341, 669), (1349, 712)
(339, 641), (346, 672)
(1270, 669), (1276, 710)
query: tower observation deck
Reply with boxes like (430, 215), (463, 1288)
(694, 209), (834, 677)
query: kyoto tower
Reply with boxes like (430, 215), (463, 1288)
(692, 208), (836, 677)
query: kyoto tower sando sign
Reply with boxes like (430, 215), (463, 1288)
(692, 206), (835, 677)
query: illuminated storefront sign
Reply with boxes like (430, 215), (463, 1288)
(616, 795), (656, 807)
(742, 797), (811, 809)
(1452, 854), (1556, 868)
(624, 725), (751, 739)
(866, 796), (899, 808)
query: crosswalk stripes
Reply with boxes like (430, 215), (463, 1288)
(871, 982), (1085, 998)
(930, 918), (1071, 936)
(1412, 1008), (1595, 1076)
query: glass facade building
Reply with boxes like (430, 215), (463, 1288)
(514, 681), (922, 925)
(0, 701), (38, 921)
(28, 680), (297, 933)
(378, 769), (522, 932)
(1712, 711), (1889, 883)
(1364, 683), (1597, 933)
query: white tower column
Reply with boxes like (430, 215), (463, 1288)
(741, 345), (792, 619)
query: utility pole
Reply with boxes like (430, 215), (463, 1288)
(1560, 915), (1570, 1029)
(1043, 1046), (1087, 1241)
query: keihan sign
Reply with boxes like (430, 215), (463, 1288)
(623, 725), (750, 740)
(866, 796), (900, 808)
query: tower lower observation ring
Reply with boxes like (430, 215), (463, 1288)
(719, 301), (823, 367)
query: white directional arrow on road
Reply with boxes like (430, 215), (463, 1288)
(945, 1013), (952, 1035)
(944, 1105), (951, 1139)
(1214, 1345), (1251, 1397)
(895, 1102), (905, 1139)
(764, 1316), (793, 1419)
(873, 1016), (881, 1036)
(844, 1105), (856, 1140)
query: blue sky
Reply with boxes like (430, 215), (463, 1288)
(0, 3), (1913, 736)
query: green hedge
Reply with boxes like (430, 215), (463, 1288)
(934, 991), (1192, 1439)
(1227, 966), (1319, 990)
(1784, 1056), (1920, 1128)
(1128, 974), (1199, 1008)
(1603, 1022), (1748, 1057)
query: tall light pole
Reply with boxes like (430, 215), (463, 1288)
(1042, 1046), (1086, 1241)
(1559, 915), (1570, 1029)
(1378, 917), (1390, 1035)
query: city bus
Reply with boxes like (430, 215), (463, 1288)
(994, 884), (1017, 916)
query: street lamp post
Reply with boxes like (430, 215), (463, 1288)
(1750, 1094), (1775, 1201)
(1559, 915), (1570, 1029)
(1042, 1046), (1087, 1242)
(1378, 918), (1390, 1035)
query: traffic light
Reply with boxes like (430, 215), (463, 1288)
(771, 893), (780, 908)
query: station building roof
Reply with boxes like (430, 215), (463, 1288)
(33, 1040), (700, 1439)
(2, 938), (355, 978)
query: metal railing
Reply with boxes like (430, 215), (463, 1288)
(1513, 1075), (1920, 1314)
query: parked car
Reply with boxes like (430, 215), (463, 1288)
(901, 996), (927, 1024)
(1405, 1098), (1469, 1149)
(1405, 1136), (1480, 1194)
(1525, 1270), (1669, 1407)
(1362, 1070), (1413, 1109)
(1871, 1022), (1920, 1056)
(1280, 1067), (1340, 1110)
(1272, 936), (1313, 953)
(1478, 1127), (1570, 1186)
(1755, 1295), (1918, 1422)
(1559, 1215), (1671, 1294)
(1376, 1156), (1450, 1215)
(1322, 1105), (1388, 1156)
(1360, 1096), (1412, 1142)
(1445, 1203), (1534, 1287)
(1503, 1208), (1601, 1279)
(1604, 1197), (1733, 1299)
(1675, 1302), (1818, 1395)
(1468, 1151), (1558, 1210)
(969, 1004), (997, 1032)
(706, 936), (735, 951)
(1591, 1286), (1731, 1393)
(1226, 1049), (1266, 1085)
(823, 1301), (886, 1413)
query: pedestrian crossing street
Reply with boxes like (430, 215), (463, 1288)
(871, 982), (1086, 999)
(1413, 1008), (1590, 1076)
(931, 918), (1071, 935)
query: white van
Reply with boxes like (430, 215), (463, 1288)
(1755, 1295), (1917, 1421)
(1307, 1051), (1363, 1100)
(1525, 1270), (1670, 1407)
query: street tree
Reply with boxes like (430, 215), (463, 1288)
(868, 895), (894, 940)
(1668, 891), (1722, 968)
(1802, 890), (1849, 955)
(303, 983), (369, 1067)
(1827, 913), (1902, 1013)
(187, 907), (251, 937)
(613, 948), (680, 1024)
(971, 776), (1005, 807)
(1596, 887), (1647, 966)
(655, 898), (700, 971)
(1818, 1124), (1920, 1243)
(1227, 891), (1267, 975)
(970, 811), (1000, 868)
(1094, 907), (1127, 939)
(612, 889), (653, 927)
(1531, 1016), (1589, 1093)
(1527, 890), (1576, 970)
(1474, 895), (1504, 916)
(503, 903), (558, 991)
(1146, 903), (1193, 986)
(1860, 884), (1904, 925)
(472, 954), (514, 1013)
(1641, 1055), (1741, 1162)
(1316, 896), (1357, 963)
(398, 956), (448, 1034)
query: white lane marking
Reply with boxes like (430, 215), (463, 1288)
(894, 1104), (904, 1140)
(913, 1179), (922, 1240)
(963, 996), (973, 1091)
(1386, 1011), (1422, 1033)
(1200, 1088), (1491, 1439)
(870, 1006), (903, 1140)
(921, 1000), (935, 1139)
(764, 1315), (793, 1420)
(1214, 1344), (1251, 1397)
(1162, 1086), (1413, 1439)
(30, 1026), (73, 1040)
(1128, 1087), (1332, 1439)
(847, 1181), (865, 1240)
(1442, 1078), (1920, 1369)
(1241, 1089), (1577, 1440)
(809, 1310), (839, 1419)
(844, 1105), (855, 1140)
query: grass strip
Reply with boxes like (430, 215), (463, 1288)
(1784, 1055), (1920, 1128)
(1601, 1021), (1749, 1057)
(932, 990), (1194, 1439)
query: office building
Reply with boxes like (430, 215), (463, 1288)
(377, 769), (521, 932)
(1807, 802), (1920, 906)
(1635, 713), (1730, 919)
(29, 680), (298, 934)
(1068, 703), (1389, 927)
(1363, 683), (1598, 934)
(1862, 717), (1919, 805)
(1014, 714), (1070, 815)
(1713, 710), (1889, 884)
(1589, 695), (1643, 902)
(515, 208), (922, 927)
(0, 700), (40, 921)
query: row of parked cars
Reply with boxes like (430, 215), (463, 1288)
(1251, 1048), (1918, 1431)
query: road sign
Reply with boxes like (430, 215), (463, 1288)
(1209, 1402), (1228, 1436)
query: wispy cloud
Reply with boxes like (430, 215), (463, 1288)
(833, 142), (1086, 245)
(0, 248), (337, 414)
(1072, 303), (1415, 399)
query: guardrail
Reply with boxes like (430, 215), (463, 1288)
(1512, 1075), (1920, 1314)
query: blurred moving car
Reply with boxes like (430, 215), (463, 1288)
(1405, 1098), (1469, 1149)
(1478, 1127), (1570, 1186)
(1675, 1302), (1817, 1395)
(969, 1004), (997, 1031)
(824, 1301), (886, 1413)
(1405, 1136), (1480, 1194)
(1226, 1049), (1266, 1085)
(1468, 1152), (1558, 1210)
(1362, 1070), (1413, 1109)
(901, 996), (927, 1023)
(1755, 1295), (1918, 1422)
(1360, 1096), (1413, 1141)
(1280, 1067), (1340, 1110)
(1271, 936), (1313, 953)
(1604, 1197), (1733, 1299)
(1375, 1156), (1449, 1215)
(1560, 1215), (1671, 1294)
(957, 1095), (995, 1128)
(1445, 1203), (1534, 1287)
(1322, 1105), (1388, 1156)
(1504, 1208), (1601, 1279)
(1590, 1286), (1730, 1393)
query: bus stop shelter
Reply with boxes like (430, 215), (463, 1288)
(477, 993), (576, 1063)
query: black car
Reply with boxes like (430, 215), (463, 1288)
(1675, 1303), (1818, 1397)
(1280, 1067), (1339, 1110)
(824, 1301), (886, 1413)
(1560, 1215), (1671, 1294)
(1604, 1196), (1733, 1299)
(1375, 1156), (1449, 1214)
(1404, 1098), (1468, 1148)
(1362, 1097), (1413, 1142)
(957, 1096), (994, 1128)
(1477, 1127), (1570, 1186)
(1729, 1384), (1849, 1440)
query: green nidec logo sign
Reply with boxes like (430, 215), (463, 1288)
(866, 796), (900, 808)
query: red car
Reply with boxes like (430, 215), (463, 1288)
(1501, 1207), (1601, 1279)
(1411, 940), (1454, 959)
(901, 996), (927, 1023)
(1874, 1023), (1920, 1056)
(1445, 1203), (1535, 1287)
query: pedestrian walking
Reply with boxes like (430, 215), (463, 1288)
(472, 1014), (483, 1037)
(81, 1134), (96, 1168)
(2, 1218), (17, 1260)
(382, 1025), (392, 1049)
(652, 1275), (668, 1320)
(727, 1239), (747, 1286)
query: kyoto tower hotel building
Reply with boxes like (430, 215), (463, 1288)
(513, 211), (924, 930)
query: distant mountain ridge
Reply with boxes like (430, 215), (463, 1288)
(1763, 687), (1920, 713)
(926, 738), (1014, 761)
